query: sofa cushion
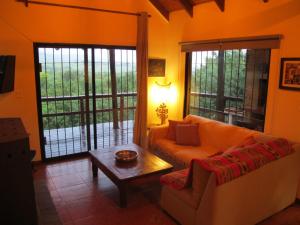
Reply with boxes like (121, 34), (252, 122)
(167, 120), (190, 141)
(201, 119), (257, 151)
(155, 138), (186, 155)
(160, 169), (189, 190)
(174, 145), (219, 165)
(176, 124), (200, 146)
(184, 114), (259, 151)
(184, 114), (213, 124)
(155, 138), (219, 166)
(226, 136), (257, 151)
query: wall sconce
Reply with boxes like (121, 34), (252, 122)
(154, 81), (172, 125)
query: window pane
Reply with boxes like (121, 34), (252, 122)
(188, 49), (270, 131)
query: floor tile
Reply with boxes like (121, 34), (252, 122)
(65, 197), (103, 221)
(56, 207), (72, 224)
(73, 215), (100, 225)
(63, 221), (74, 225)
(52, 174), (85, 189)
(57, 183), (95, 203)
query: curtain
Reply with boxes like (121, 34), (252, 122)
(133, 12), (148, 148)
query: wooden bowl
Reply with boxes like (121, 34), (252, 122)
(115, 150), (138, 162)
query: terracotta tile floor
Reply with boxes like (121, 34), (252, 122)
(33, 157), (300, 225)
(34, 157), (177, 225)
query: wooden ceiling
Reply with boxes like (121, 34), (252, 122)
(149, 0), (269, 21)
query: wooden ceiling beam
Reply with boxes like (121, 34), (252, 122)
(214, 0), (225, 12)
(149, 0), (169, 21)
(179, 0), (193, 17)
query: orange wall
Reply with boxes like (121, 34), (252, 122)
(0, 0), (299, 160)
(0, 0), (178, 160)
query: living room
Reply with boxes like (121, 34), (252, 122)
(0, 0), (299, 225)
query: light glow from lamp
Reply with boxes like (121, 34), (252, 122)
(151, 81), (172, 104)
(151, 81), (173, 125)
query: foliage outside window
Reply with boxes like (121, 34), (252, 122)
(39, 48), (137, 130)
(186, 49), (270, 131)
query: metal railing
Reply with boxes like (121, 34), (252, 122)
(189, 91), (265, 130)
(190, 92), (244, 115)
(41, 92), (136, 146)
(41, 92), (137, 122)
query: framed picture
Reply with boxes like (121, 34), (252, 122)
(148, 58), (166, 77)
(279, 58), (300, 91)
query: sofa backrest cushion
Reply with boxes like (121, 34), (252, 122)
(184, 115), (259, 151)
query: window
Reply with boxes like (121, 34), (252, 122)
(185, 48), (270, 131)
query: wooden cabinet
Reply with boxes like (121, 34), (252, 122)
(0, 118), (37, 225)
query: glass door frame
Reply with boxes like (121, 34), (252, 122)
(33, 42), (136, 162)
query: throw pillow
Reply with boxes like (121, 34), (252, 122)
(167, 120), (190, 141)
(175, 124), (200, 146)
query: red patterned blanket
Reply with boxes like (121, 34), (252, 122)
(160, 138), (294, 189)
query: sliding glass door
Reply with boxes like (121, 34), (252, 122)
(34, 44), (136, 160)
(92, 48), (136, 149)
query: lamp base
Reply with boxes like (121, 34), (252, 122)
(156, 103), (168, 125)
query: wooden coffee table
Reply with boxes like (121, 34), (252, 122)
(89, 143), (173, 208)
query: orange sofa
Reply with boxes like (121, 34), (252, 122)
(148, 115), (300, 225)
(148, 114), (259, 169)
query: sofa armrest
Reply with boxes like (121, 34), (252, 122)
(161, 162), (211, 208)
(192, 162), (211, 206)
(148, 125), (169, 149)
(293, 143), (300, 199)
(292, 143), (300, 152)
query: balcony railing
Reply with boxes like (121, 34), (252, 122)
(41, 92), (137, 158)
(189, 92), (264, 130)
(42, 92), (136, 127)
(189, 91), (244, 115)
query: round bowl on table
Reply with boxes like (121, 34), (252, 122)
(115, 150), (138, 162)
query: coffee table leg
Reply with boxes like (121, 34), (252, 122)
(118, 183), (127, 208)
(92, 160), (98, 178)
